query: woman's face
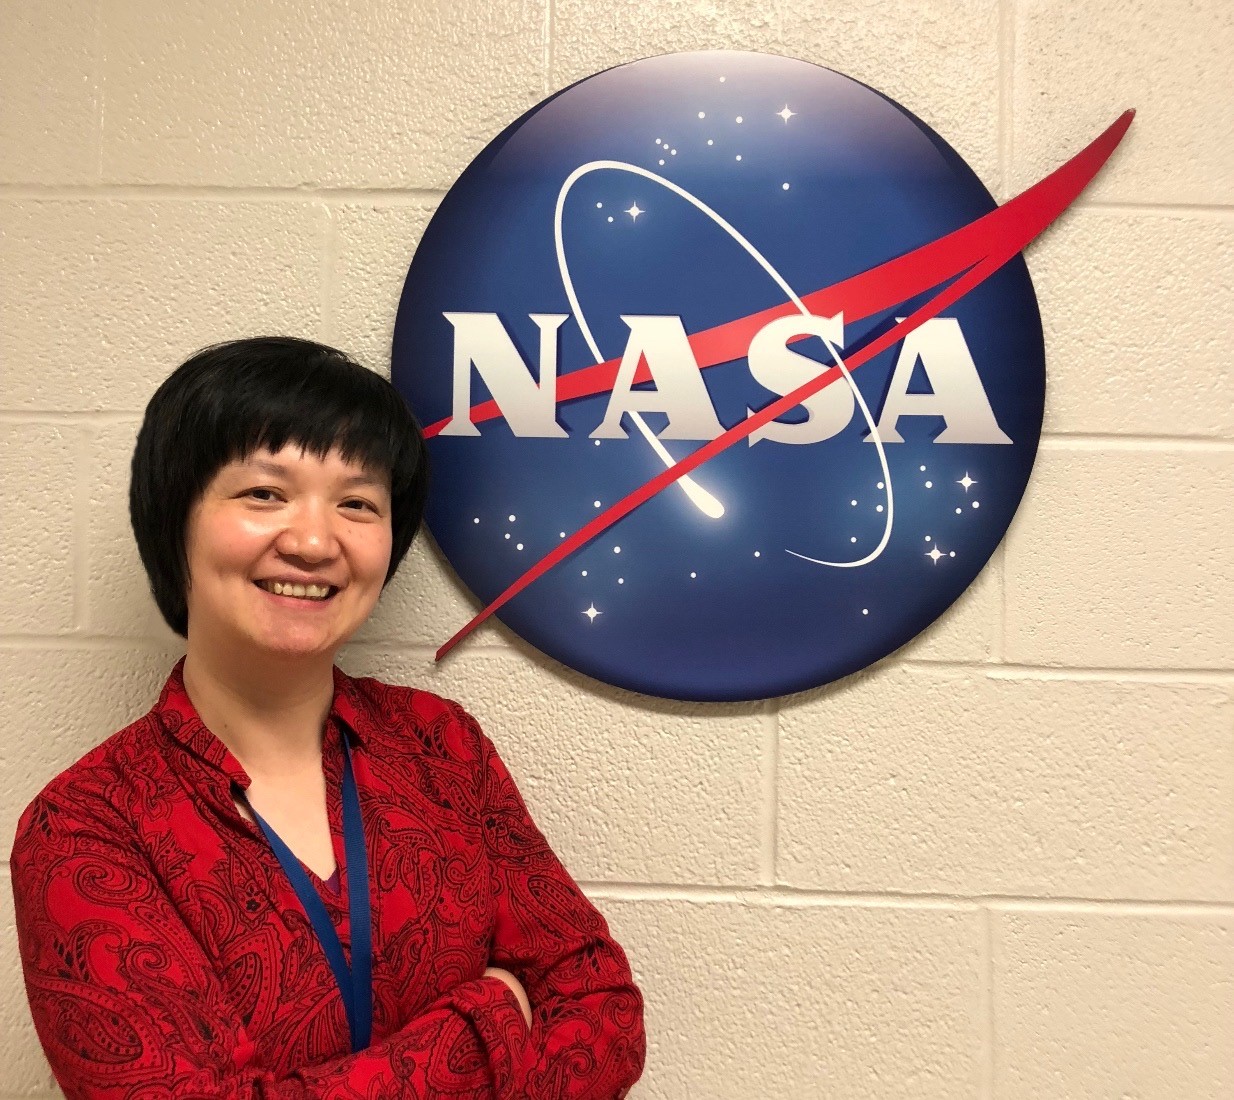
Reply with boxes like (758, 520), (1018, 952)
(183, 444), (393, 664)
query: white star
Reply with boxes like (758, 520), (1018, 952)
(777, 105), (796, 124)
(625, 202), (643, 221)
(958, 472), (977, 492)
(926, 546), (944, 564)
(583, 604), (601, 623)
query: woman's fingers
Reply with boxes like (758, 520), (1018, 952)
(482, 965), (533, 1030)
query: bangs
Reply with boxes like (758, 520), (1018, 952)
(220, 378), (412, 490)
(184, 341), (419, 498)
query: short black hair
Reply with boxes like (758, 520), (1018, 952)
(130, 336), (429, 637)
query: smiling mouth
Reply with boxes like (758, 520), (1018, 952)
(254, 580), (338, 601)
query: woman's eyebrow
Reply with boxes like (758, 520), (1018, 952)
(341, 473), (389, 490)
(239, 459), (387, 490)
(241, 459), (291, 477)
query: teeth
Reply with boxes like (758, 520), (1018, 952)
(262, 581), (333, 600)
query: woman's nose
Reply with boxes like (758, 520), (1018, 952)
(275, 503), (339, 562)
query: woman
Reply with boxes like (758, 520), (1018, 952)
(10, 337), (645, 1098)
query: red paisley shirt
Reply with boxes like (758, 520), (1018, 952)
(9, 660), (644, 1098)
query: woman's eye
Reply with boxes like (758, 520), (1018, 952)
(245, 487), (281, 502)
(342, 498), (378, 513)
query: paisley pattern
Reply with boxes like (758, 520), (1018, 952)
(10, 660), (644, 1098)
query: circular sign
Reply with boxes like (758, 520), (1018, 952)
(393, 50), (1044, 702)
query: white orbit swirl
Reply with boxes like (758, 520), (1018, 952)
(553, 160), (893, 568)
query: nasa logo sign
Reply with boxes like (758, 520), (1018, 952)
(393, 50), (1130, 702)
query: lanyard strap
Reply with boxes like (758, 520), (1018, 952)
(244, 736), (373, 1052)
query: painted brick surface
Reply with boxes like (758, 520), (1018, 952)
(779, 668), (1234, 900)
(1005, 445), (1234, 669)
(993, 910), (1234, 1099)
(1033, 210), (1234, 438)
(0, 425), (78, 635)
(332, 202), (438, 376)
(600, 898), (984, 1099)
(0, 200), (326, 412)
(0, 0), (99, 186)
(100, 0), (548, 189)
(1012, 0), (1234, 204)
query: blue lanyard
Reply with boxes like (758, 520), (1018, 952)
(243, 735), (373, 1052)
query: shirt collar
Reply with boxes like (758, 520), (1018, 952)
(329, 663), (370, 744)
(155, 657), (371, 790)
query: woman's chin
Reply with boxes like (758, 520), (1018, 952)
(238, 625), (342, 665)
(188, 606), (368, 668)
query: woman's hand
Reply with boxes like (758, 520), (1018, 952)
(483, 966), (532, 1030)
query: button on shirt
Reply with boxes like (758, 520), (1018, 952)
(9, 660), (645, 1098)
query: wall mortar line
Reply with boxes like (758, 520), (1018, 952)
(998, 0), (1014, 201)
(319, 204), (339, 346)
(982, 907), (996, 1098)
(92, 0), (104, 184)
(993, 540), (1007, 665)
(1081, 200), (1234, 216)
(0, 184), (448, 203)
(1038, 434), (1234, 451)
(579, 882), (1234, 913)
(71, 423), (93, 633)
(758, 699), (779, 885)
(0, 411), (142, 424)
(903, 659), (1234, 683)
(544, 0), (555, 93)
(0, 637), (181, 651)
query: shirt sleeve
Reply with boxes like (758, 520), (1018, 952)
(450, 702), (646, 1099)
(9, 790), (531, 1100)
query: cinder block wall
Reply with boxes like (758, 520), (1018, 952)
(2, 2), (1231, 1096)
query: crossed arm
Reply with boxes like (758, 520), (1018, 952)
(9, 711), (644, 1098)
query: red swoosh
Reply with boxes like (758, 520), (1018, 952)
(435, 111), (1134, 660)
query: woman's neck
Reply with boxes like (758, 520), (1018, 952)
(181, 645), (335, 780)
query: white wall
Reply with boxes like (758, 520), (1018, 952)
(2, 1), (1231, 1096)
